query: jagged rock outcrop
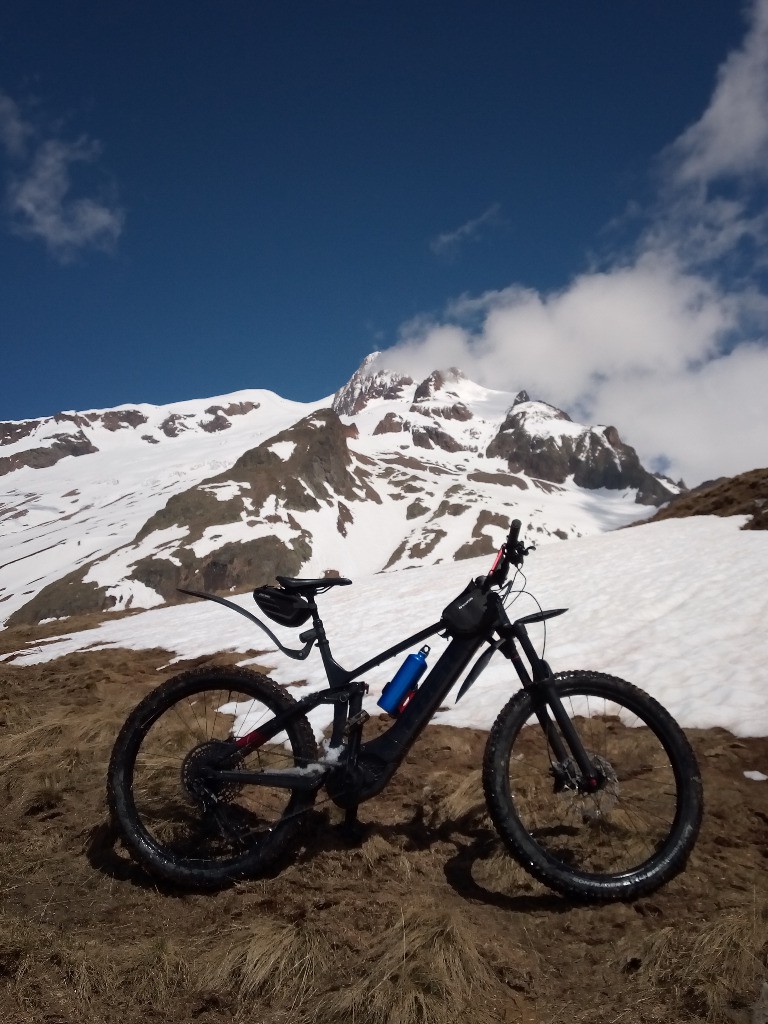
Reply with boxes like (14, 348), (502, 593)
(412, 367), (465, 402)
(486, 403), (674, 506)
(412, 423), (467, 453)
(332, 353), (413, 415)
(373, 412), (406, 435)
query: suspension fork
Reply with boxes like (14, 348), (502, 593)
(505, 627), (601, 785)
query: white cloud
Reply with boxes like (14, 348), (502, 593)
(430, 203), (502, 258)
(0, 91), (124, 262)
(375, 0), (768, 486)
(670, 0), (768, 184)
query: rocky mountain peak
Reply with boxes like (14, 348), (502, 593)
(412, 367), (466, 402)
(332, 353), (413, 415)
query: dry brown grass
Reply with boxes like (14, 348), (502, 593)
(2, 641), (768, 1024)
(472, 845), (543, 895)
(421, 767), (487, 830)
(197, 914), (334, 1014)
(618, 896), (768, 1022)
(308, 902), (518, 1024)
(0, 702), (123, 821)
(0, 911), (193, 1023)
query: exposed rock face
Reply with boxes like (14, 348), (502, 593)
(0, 420), (43, 446)
(455, 510), (508, 560)
(199, 411), (231, 433)
(486, 404), (675, 506)
(2, 356), (686, 626)
(159, 413), (189, 437)
(9, 409), (364, 622)
(332, 353), (413, 415)
(6, 573), (117, 625)
(0, 400), (262, 476)
(412, 368), (465, 402)
(99, 410), (149, 431)
(412, 424), (466, 453)
(487, 409), (571, 483)
(0, 430), (98, 477)
(373, 412), (406, 435)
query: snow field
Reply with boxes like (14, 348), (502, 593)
(10, 515), (768, 743)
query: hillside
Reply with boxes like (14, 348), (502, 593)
(643, 466), (768, 530)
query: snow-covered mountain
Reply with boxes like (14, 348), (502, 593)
(0, 355), (681, 626)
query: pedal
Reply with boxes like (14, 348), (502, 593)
(343, 710), (370, 736)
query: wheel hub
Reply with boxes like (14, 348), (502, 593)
(551, 753), (619, 818)
(181, 740), (243, 808)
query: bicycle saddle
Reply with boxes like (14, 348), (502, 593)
(275, 575), (352, 594)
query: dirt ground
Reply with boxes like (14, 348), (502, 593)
(1, 628), (767, 1024)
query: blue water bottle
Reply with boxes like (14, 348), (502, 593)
(377, 645), (430, 716)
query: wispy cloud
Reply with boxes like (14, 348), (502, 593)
(377, 0), (768, 486)
(670, 0), (768, 184)
(0, 90), (124, 262)
(0, 92), (32, 158)
(430, 203), (502, 258)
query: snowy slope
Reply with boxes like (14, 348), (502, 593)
(11, 515), (768, 739)
(0, 390), (326, 622)
(0, 358), (678, 626)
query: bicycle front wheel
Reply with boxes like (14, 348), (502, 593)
(482, 670), (702, 902)
(108, 666), (318, 888)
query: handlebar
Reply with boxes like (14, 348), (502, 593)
(480, 518), (530, 593)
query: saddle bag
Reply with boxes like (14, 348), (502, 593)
(253, 586), (313, 627)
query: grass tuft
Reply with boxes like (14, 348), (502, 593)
(197, 914), (333, 1012)
(620, 896), (768, 1021)
(309, 902), (514, 1024)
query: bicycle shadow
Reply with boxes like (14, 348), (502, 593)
(86, 807), (575, 913)
(291, 806), (574, 914)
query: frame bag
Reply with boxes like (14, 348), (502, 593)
(441, 580), (493, 636)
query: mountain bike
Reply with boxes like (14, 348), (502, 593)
(107, 520), (703, 902)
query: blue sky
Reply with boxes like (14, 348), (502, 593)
(1, 1), (766, 484)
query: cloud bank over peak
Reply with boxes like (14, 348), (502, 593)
(375, 0), (768, 487)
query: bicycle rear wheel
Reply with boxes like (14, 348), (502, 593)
(482, 670), (702, 902)
(107, 666), (318, 888)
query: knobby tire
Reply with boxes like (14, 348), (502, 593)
(107, 666), (317, 888)
(482, 670), (703, 902)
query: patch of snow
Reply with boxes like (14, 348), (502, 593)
(201, 481), (251, 502)
(268, 441), (297, 460)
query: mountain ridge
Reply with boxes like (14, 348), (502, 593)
(1, 357), (681, 626)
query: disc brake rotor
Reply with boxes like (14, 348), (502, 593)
(551, 753), (620, 819)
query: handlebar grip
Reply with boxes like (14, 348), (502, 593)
(507, 519), (521, 547)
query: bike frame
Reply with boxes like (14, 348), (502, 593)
(190, 582), (596, 807)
